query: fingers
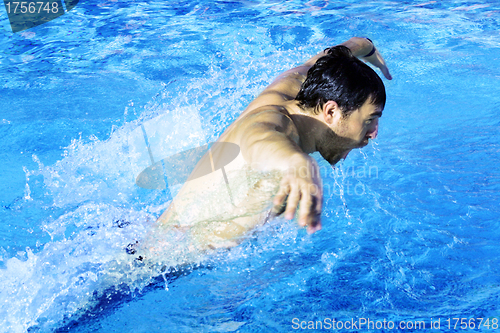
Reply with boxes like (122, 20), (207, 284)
(272, 180), (289, 211)
(373, 60), (392, 80)
(307, 220), (322, 234)
(298, 183), (323, 233)
(284, 184), (300, 220)
(271, 194), (288, 216)
(298, 192), (316, 227)
(271, 157), (324, 234)
(297, 189), (312, 227)
(375, 51), (393, 80)
(380, 66), (392, 80)
(276, 180), (323, 233)
(363, 49), (393, 80)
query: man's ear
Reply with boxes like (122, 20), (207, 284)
(322, 101), (342, 125)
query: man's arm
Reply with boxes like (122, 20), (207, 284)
(258, 37), (392, 99)
(229, 108), (323, 234)
(341, 37), (392, 80)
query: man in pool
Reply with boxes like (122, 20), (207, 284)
(146, 37), (391, 253)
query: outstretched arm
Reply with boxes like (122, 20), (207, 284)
(341, 37), (392, 80)
(305, 37), (392, 79)
(258, 37), (392, 102)
(232, 109), (323, 234)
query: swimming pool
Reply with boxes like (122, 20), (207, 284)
(1, 0), (500, 331)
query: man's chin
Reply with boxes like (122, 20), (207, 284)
(327, 149), (352, 166)
(341, 149), (352, 160)
(327, 152), (345, 166)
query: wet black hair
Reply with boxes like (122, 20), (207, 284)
(295, 45), (386, 116)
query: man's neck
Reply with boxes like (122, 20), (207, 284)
(285, 101), (323, 154)
(286, 101), (351, 166)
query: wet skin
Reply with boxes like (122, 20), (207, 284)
(148, 37), (392, 251)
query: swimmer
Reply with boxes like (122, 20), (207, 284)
(144, 37), (392, 253)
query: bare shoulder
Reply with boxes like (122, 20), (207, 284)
(246, 69), (308, 110)
(225, 104), (298, 144)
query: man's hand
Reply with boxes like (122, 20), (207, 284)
(341, 37), (392, 81)
(272, 154), (323, 234)
(362, 40), (392, 80)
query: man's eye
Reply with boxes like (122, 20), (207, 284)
(365, 119), (373, 124)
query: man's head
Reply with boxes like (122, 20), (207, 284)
(295, 45), (386, 116)
(295, 45), (386, 165)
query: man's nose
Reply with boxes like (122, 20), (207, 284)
(366, 119), (379, 139)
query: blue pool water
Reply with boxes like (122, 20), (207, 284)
(1, 0), (500, 332)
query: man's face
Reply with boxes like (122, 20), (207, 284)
(317, 98), (383, 166)
(335, 99), (382, 150)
